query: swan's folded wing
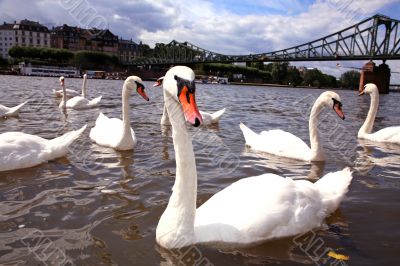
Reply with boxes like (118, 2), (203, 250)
(90, 113), (127, 147)
(368, 126), (400, 144)
(253, 129), (311, 160)
(195, 174), (325, 244)
(0, 132), (49, 171)
(66, 96), (89, 108)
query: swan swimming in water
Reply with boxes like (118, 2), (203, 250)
(65, 74), (102, 109)
(0, 100), (28, 118)
(240, 91), (345, 162)
(0, 125), (87, 172)
(156, 66), (353, 249)
(358, 83), (400, 144)
(53, 76), (79, 98)
(153, 76), (226, 125)
(89, 76), (149, 150)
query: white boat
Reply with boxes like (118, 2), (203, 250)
(19, 63), (79, 77)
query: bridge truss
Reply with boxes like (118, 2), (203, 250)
(130, 14), (400, 66)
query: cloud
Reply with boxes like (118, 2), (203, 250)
(0, 0), (398, 82)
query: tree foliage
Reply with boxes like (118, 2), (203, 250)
(72, 51), (119, 70)
(340, 70), (360, 89)
(8, 46), (73, 62)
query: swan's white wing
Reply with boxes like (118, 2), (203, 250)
(0, 132), (50, 171)
(195, 174), (326, 244)
(199, 108), (225, 124)
(0, 104), (10, 116)
(2, 101), (28, 117)
(0, 126), (86, 172)
(240, 123), (311, 161)
(366, 126), (400, 144)
(90, 113), (135, 149)
(66, 96), (89, 109)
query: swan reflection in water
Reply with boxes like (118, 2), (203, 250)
(354, 139), (400, 187)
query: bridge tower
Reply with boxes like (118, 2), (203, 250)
(359, 60), (391, 94)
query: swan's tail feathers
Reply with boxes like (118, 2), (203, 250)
(315, 167), (353, 214)
(239, 122), (259, 147)
(210, 108), (226, 122)
(5, 100), (29, 116)
(88, 96), (102, 106)
(48, 125), (87, 157)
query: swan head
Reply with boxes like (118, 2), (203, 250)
(83, 73), (87, 79)
(359, 83), (378, 96)
(318, 91), (345, 120)
(153, 76), (164, 87)
(124, 76), (149, 101)
(59, 76), (65, 86)
(163, 66), (203, 127)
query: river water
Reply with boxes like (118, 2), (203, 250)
(0, 75), (399, 265)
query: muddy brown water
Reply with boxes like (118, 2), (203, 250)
(0, 75), (399, 265)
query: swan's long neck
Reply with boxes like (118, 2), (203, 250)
(161, 104), (171, 125)
(358, 91), (379, 137)
(81, 77), (87, 98)
(309, 98), (324, 161)
(121, 84), (131, 140)
(61, 83), (67, 109)
(156, 91), (197, 248)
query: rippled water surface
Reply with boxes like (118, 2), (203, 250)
(0, 75), (400, 265)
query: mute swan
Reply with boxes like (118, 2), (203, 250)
(0, 125), (87, 172)
(53, 76), (79, 98)
(156, 66), (353, 249)
(0, 100), (28, 118)
(153, 76), (225, 125)
(358, 83), (400, 144)
(89, 76), (149, 150)
(65, 74), (102, 109)
(59, 76), (67, 109)
(240, 91), (345, 162)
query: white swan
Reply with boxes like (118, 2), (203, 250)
(0, 100), (28, 118)
(358, 83), (400, 144)
(156, 66), (354, 249)
(240, 91), (345, 162)
(0, 125), (87, 172)
(89, 76), (149, 150)
(53, 76), (79, 98)
(153, 76), (225, 125)
(65, 74), (102, 109)
(59, 76), (67, 109)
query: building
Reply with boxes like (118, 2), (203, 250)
(118, 38), (140, 64)
(14, 19), (50, 48)
(0, 22), (15, 59)
(0, 19), (50, 59)
(50, 24), (86, 51)
(51, 25), (118, 56)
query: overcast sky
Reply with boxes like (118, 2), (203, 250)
(1, 0), (399, 82)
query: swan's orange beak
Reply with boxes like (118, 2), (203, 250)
(153, 77), (163, 87)
(179, 86), (202, 127)
(60, 80), (64, 86)
(359, 89), (365, 96)
(333, 101), (345, 120)
(137, 85), (149, 101)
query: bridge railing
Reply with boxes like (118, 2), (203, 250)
(129, 14), (400, 66)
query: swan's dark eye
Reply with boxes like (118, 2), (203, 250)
(332, 98), (342, 108)
(176, 76), (196, 99)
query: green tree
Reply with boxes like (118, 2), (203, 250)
(72, 51), (119, 70)
(286, 67), (302, 86)
(340, 70), (360, 89)
(270, 62), (288, 84)
(0, 57), (8, 67)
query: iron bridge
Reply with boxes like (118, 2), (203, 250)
(129, 14), (400, 66)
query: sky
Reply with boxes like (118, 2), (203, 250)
(1, 0), (399, 82)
